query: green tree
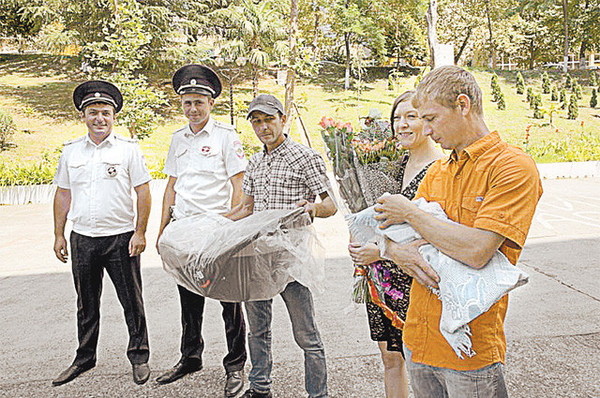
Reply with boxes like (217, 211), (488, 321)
(330, 0), (386, 89)
(437, 0), (482, 65)
(533, 93), (543, 118)
(384, 12), (428, 67)
(574, 83), (582, 100)
(491, 73), (502, 102)
(212, 0), (287, 97)
(550, 85), (557, 101)
(497, 92), (506, 109)
(567, 94), (578, 119)
(510, 1), (556, 69)
(0, 110), (17, 150)
(516, 71), (525, 94)
(89, 0), (166, 139)
(590, 71), (598, 87)
(542, 71), (550, 94)
(591, 88), (598, 108)
(0, 0), (44, 52)
(24, 0), (188, 70)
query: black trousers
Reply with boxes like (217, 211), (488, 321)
(70, 231), (149, 367)
(177, 285), (246, 372)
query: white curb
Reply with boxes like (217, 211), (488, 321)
(1, 162), (599, 205)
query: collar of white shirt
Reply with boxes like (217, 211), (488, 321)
(84, 132), (116, 148)
(184, 117), (215, 138)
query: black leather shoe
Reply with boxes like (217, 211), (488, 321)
(224, 370), (244, 397)
(52, 363), (95, 386)
(155, 358), (202, 385)
(240, 388), (272, 398)
(132, 363), (151, 385)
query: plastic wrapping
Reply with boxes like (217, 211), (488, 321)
(158, 208), (325, 302)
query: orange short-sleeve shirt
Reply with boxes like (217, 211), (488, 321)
(403, 131), (543, 371)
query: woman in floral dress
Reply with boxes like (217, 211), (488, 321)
(348, 90), (442, 398)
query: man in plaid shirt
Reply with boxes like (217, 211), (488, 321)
(226, 94), (336, 398)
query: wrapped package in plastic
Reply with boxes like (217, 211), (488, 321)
(347, 197), (529, 359)
(158, 208), (325, 302)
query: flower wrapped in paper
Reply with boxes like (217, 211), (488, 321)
(319, 116), (405, 213)
(347, 197), (530, 359)
(158, 208), (325, 302)
(319, 116), (407, 308)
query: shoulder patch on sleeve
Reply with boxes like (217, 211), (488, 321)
(214, 120), (236, 131)
(63, 136), (85, 146)
(115, 135), (138, 143)
(172, 125), (188, 135)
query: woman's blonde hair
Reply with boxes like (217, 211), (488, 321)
(413, 66), (483, 116)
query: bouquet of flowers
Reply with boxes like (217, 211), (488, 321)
(319, 116), (406, 304)
(319, 116), (406, 212)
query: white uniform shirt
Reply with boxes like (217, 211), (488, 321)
(53, 133), (152, 237)
(163, 117), (247, 218)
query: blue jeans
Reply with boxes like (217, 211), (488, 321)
(404, 347), (508, 398)
(245, 281), (327, 398)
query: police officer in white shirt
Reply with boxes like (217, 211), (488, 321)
(52, 80), (152, 386)
(155, 65), (248, 397)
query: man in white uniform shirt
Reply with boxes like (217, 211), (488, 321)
(155, 64), (248, 397)
(52, 80), (152, 386)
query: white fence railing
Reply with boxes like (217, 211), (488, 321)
(497, 55), (600, 71)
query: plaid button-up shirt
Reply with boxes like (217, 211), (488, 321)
(243, 136), (329, 212)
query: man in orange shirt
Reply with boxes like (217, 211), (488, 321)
(375, 66), (542, 397)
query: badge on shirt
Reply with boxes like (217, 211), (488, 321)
(201, 145), (211, 154)
(233, 140), (245, 159)
(106, 165), (118, 177)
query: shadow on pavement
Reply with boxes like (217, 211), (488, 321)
(1, 235), (599, 397)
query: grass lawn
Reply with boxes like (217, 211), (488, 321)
(1, 54), (600, 180)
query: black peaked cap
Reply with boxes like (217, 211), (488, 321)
(172, 64), (222, 98)
(73, 80), (123, 113)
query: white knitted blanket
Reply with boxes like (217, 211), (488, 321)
(347, 198), (529, 358)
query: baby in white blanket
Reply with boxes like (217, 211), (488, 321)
(347, 198), (529, 359)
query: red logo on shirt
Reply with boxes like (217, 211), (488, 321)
(233, 140), (245, 159)
(201, 146), (211, 154)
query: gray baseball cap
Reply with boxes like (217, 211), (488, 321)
(247, 94), (284, 119)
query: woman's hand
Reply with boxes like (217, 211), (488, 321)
(348, 242), (381, 265)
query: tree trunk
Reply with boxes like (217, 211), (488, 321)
(252, 65), (258, 98)
(529, 37), (535, 70)
(312, 0), (320, 62)
(455, 26), (473, 64)
(484, 0), (495, 68)
(113, 0), (119, 20)
(579, 0), (589, 68)
(579, 40), (588, 69)
(285, 0), (298, 117)
(426, 0), (438, 69)
(562, 0), (569, 72)
(395, 20), (401, 68)
(344, 32), (351, 90)
(229, 79), (235, 125)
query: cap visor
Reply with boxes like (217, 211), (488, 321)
(247, 105), (281, 119)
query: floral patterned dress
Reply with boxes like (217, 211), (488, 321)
(365, 153), (433, 353)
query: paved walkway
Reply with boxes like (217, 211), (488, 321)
(1, 178), (599, 397)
